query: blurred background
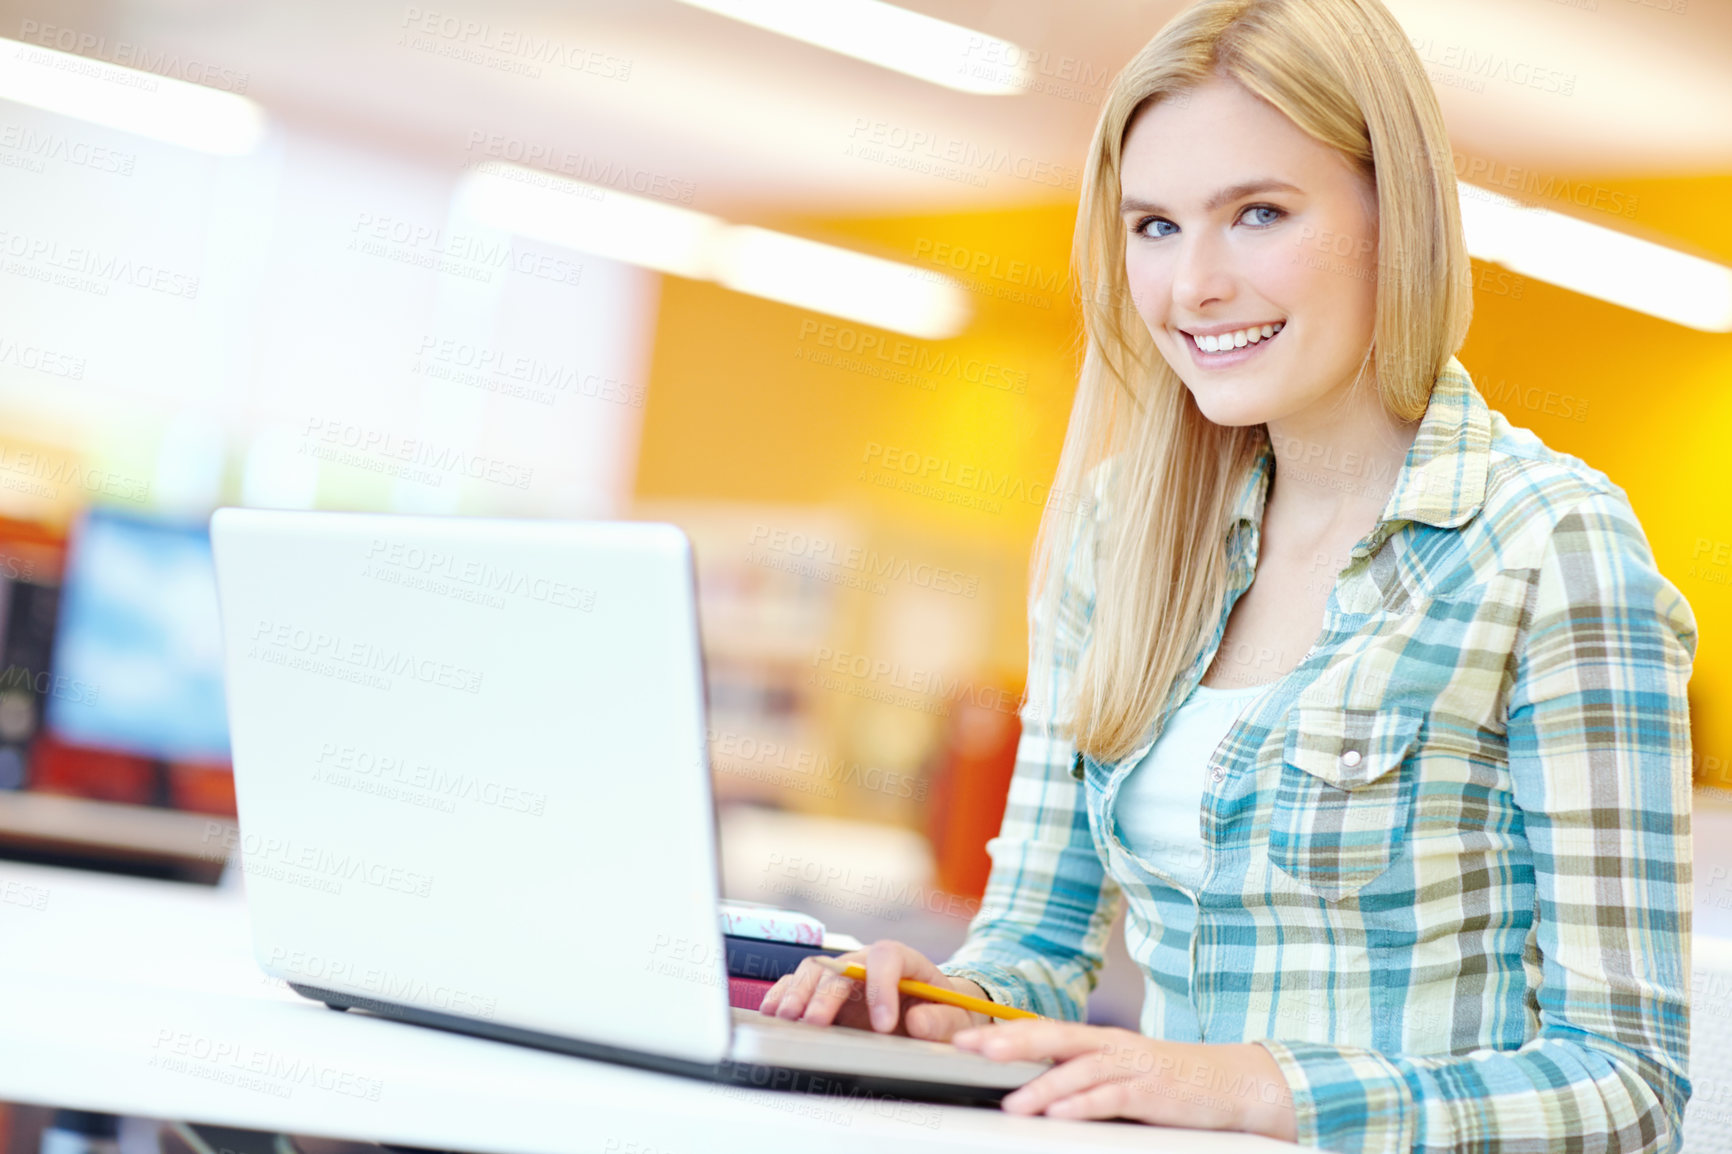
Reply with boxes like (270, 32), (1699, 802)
(0, 0), (1727, 1073)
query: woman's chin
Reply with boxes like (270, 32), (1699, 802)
(1185, 384), (1274, 429)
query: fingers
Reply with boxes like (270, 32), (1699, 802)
(998, 1047), (1123, 1116)
(757, 952), (865, 1023)
(1034, 1079), (1137, 1121)
(863, 939), (906, 1032)
(756, 940), (941, 1033)
(966, 1031), (1271, 1130)
(800, 960), (866, 1026)
(758, 973), (791, 1016)
(954, 1020), (1128, 1064)
(903, 1000), (972, 1042)
(756, 959), (810, 1018)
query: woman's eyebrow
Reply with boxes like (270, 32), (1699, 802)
(1120, 179), (1303, 217)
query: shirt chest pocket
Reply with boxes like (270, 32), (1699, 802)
(1267, 702), (1424, 902)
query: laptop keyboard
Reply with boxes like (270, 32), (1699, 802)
(727, 1005), (1054, 1091)
(737, 1007), (917, 1037)
(732, 1007), (965, 1053)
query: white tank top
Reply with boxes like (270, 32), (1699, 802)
(1113, 678), (1270, 891)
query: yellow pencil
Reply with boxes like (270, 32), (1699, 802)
(810, 955), (1044, 1021)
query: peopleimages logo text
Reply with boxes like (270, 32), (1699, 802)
(746, 524), (979, 598)
(302, 418), (534, 490)
(202, 824), (434, 898)
(249, 617), (484, 695)
(364, 538), (596, 611)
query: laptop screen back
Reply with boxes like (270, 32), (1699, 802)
(210, 509), (731, 1063)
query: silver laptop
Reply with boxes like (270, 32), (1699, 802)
(208, 507), (1049, 1104)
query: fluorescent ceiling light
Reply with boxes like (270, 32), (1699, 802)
(453, 162), (723, 279)
(0, 36), (265, 155)
(711, 225), (969, 339)
(672, 0), (1030, 95)
(455, 163), (971, 340)
(1460, 184), (1732, 332)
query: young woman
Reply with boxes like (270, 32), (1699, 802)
(761, 0), (1698, 1149)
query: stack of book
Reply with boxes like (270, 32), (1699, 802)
(718, 900), (863, 1011)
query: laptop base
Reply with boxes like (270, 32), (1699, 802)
(289, 982), (1015, 1109)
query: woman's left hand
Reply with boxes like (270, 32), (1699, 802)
(953, 1021), (1297, 1142)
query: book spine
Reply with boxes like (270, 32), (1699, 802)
(723, 934), (844, 981)
(727, 976), (775, 1012)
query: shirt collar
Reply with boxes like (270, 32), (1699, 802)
(1229, 355), (1491, 540)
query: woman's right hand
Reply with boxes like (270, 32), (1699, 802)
(758, 938), (995, 1041)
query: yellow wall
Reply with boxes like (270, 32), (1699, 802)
(635, 176), (1732, 786)
(632, 203), (1083, 684)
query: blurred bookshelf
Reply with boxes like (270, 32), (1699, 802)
(632, 497), (1024, 840)
(632, 499), (852, 818)
(0, 491), (1030, 897)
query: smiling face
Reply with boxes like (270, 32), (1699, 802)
(1120, 76), (1380, 429)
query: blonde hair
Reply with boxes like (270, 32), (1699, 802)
(1034, 0), (1472, 763)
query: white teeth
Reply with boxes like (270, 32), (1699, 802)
(1191, 321), (1283, 353)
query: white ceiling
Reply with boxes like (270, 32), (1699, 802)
(9, 0), (1731, 219)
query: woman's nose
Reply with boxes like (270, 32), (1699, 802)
(1169, 232), (1236, 312)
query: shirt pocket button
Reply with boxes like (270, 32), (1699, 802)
(1268, 704), (1422, 901)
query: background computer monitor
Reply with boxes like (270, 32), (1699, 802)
(45, 508), (230, 763)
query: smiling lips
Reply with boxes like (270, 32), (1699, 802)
(1184, 320), (1286, 355)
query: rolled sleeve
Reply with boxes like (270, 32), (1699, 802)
(1258, 1040), (1415, 1154)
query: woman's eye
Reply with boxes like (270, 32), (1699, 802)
(1134, 216), (1177, 239)
(1241, 205), (1284, 227)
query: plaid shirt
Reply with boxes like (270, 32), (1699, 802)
(937, 357), (1697, 1153)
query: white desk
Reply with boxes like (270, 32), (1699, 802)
(0, 862), (1299, 1154)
